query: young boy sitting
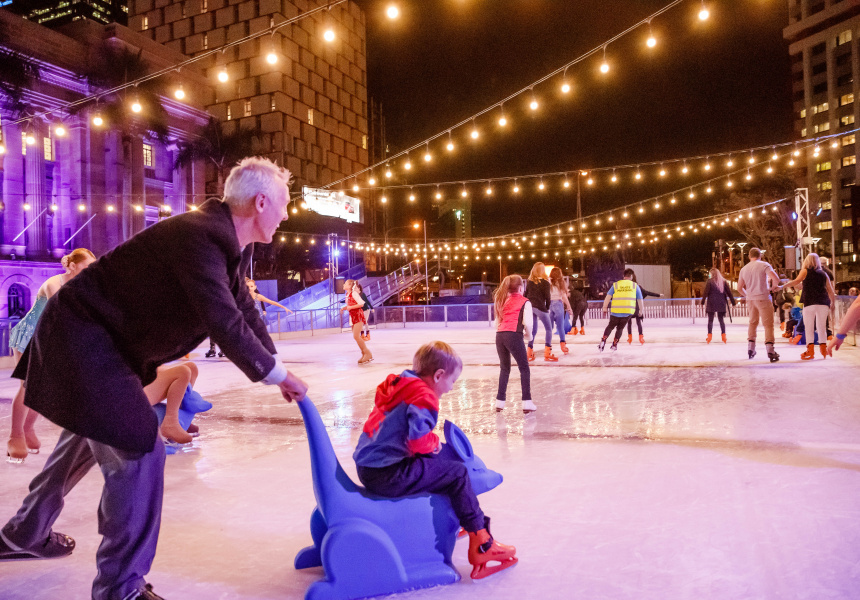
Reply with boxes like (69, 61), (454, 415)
(353, 341), (517, 579)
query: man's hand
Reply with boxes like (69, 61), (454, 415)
(278, 371), (309, 402)
(827, 336), (844, 356)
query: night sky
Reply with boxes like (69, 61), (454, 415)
(355, 0), (794, 246)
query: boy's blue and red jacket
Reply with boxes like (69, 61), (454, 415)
(353, 370), (440, 468)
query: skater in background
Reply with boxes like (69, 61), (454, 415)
(493, 275), (536, 414)
(737, 247), (781, 362)
(144, 362), (200, 444)
(525, 262), (558, 362)
(827, 292), (860, 354)
(245, 277), (292, 316)
(6, 248), (96, 464)
(625, 270), (663, 345)
(548, 267), (573, 355)
(353, 341), (518, 580)
(780, 252), (835, 360)
(341, 279), (372, 364)
(356, 282), (373, 341)
(568, 285), (587, 335)
(701, 267), (736, 344)
(599, 269), (644, 352)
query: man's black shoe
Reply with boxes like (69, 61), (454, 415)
(126, 584), (166, 600)
(0, 531), (75, 560)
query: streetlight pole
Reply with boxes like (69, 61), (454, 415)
(423, 219), (429, 305)
(577, 171), (584, 275)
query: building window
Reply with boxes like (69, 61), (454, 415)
(308, 108), (314, 125)
(8, 284), (30, 318)
(202, 0), (207, 12)
(843, 155), (856, 167)
(842, 93), (855, 106)
(844, 134), (856, 146)
(362, 135), (367, 150)
(182, 2), (186, 17)
(800, 108), (807, 118)
(43, 134), (53, 161)
(244, 100), (252, 117)
(820, 200), (832, 209)
(142, 15), (148, 30)
(812, 62), (827, 75)
(813, 101), (829, 114)
(801, 127), (808, 137)
(204, 33), (208, 49)
(842, 178), (856, 187)
(816, 161), (832, 172)
(844, 240), (854, 254)
(843, 219), (854, 228)
(21, 131), (27, 155)
(838, 29), (853, 46)
(271, 96), (276, 112)
(838, 74), (854, 87)
(818, 183), (833, 193)
(143, 143), (153, 167)
(819, 221), (833, 230)
(814, 122), (830, 133)
(843, 114), (856, 126)
(227, 105), (231, 121)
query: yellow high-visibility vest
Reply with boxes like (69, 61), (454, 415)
(610, 280), (638, 315)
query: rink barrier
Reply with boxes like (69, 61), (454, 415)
(262, 297), (860, 345)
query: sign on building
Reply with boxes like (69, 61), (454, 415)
(302, 187), (361, 224)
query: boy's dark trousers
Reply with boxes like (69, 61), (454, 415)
(357, 456), (485, 533)
(603, 315), (631, 342)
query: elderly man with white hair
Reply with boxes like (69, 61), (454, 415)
(0, 157), (307, 600)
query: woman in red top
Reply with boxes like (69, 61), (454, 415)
(341, 279), (373, 364)
(493, 275), (536, 414)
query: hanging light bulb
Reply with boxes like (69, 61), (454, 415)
(368, 175), (376, 186)
(323, 27), (336, 42)
(266, 50), (278, 64)
(131, 98), (142, 113)
(646, 19), (657, 47)
(600, 45), (609, 73)
(424, 145), (432, 162)
(409, 192), (416, 202)
(659, 165), (666, 177)
(461, 186), (468, 198)
(529, 88), (539, 111)
(55, 125), (66, 137)
(611, 170), (618, 183)
(635, 171), (642, 181)
(446, 131), (455, 152)
(92, 113), (104, 127)
(704, 160), (712, 171)
(748, 153), (756, 164)
(513, 181), (520, 193)
(471, 119), (479, 139)
(352, 183), (360, 192)
(682, 162), (689, 174)
(698, 1), (710, 21)
(386, 4), (399, 19)
(385, 166), (393, 178)
(380, 196), (387, 203)
(0, 144), (5, 155)
(587, 177), (594, 186)
(403, 156), (412, 170)
(538, 179), (546, 190)
(174, 85), (186, 100)
(485, 185), (493, 196)
(772, 149), (779, 160)
(727, 156), (734, 167)
(218, 67), (229, 82)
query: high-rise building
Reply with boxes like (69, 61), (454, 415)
(127, 0), (371, 230)
(784, 0), (860, 277)
(3, 0), (128, 26)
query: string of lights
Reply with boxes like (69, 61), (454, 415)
(323, 0), (705, 191)
(273, 197), (788, 256)
(0, 0), (354, 132)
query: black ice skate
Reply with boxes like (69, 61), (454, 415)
(766, 342), (779, 363)
(204, 349), (216, 358)
(598, 338), (606, 352)
(747, 340), (756, 359)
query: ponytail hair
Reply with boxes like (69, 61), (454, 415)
(61, 248), (95, 270)
(549, 267), (567, 294)
(494, 274), (524, 324)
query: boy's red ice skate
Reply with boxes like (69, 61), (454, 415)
(468, 523), (518, 580)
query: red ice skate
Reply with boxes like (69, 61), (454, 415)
(468, 524), (517, 580)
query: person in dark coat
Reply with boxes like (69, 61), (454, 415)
(568, 286), (588, 335)
(625, 270), (662, 344)
(0, 157), (309, 600)
(701, 267), (736, 343)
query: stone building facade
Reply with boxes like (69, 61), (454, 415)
(127, 0), (371, 209)
(0, 8), (210, 317)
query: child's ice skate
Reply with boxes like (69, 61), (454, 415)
(610, 341), (618, 351)
(579, 327), (585, 335)
(543, 347), (558, 362)
(747, 340), (756, 359)
(820, 343), (828, 358)
(706, 333), (712, 344)
(571, 327), (578, 335)
(364, 331), (371, 341)
(522, 400), (537, 414)
(627, 334), (633, 344)
(468, 520), (518, 580)
(495, 399), (505, 413)
(560, 342), (569, 354)
(598, 337), (606, 352)
(721, 333), (727, 344)
(24, 429), (40, 454)
(766, 342), (779, 363)
(526, 346), (535, 361)
(639, 335), (645, 345)
(205, 348), (216, 358)
(6, 436), (27, 464)
(801, 343), (815, 361)
(358, 351), (373, 365)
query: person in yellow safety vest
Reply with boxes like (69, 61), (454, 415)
(598, 269), (645, 352)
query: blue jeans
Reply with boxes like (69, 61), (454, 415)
(1, 429), (165, 600)
(529, 308), (553, 348)
(549, 300), (567, 343)
(357, 457), (485, 533)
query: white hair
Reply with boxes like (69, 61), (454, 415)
(222, 157), (292, 210)
(802, 252), (822, 271)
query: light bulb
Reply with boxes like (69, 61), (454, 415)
(424, 151), (432, 162)
(386, 4), (399, 19)
(530, 100), (538, 111)
(368, 177), (376, 186)
(748, 155), (755, 164)
(486, 187), (492, 196)
(23, 203), (31, 210)
(174, 87), (185, 100)
(55, 125), (66, 137)
(93, 114), (104, 126)
(25, 134), (35, 145)
(218, 69), (228, 82)
(682, 165), (689, 174)
(699, 7), (710, 21)
(447, 141), (454, 151)
(704, 163), (711, 171)
(385, 169), (393, 178)
(266, 52), (278, 64)
(513, 185), (520, 193)
(461, 189), (468, 198)
(0, 145), (5, 154)
(381, 196), (387, 203)
(538, 182), (545, 190)
(561, 82), (571, 94)
(131, 100), (142, 113)
(611, 174), (618, 182)
(727, 159), (734, 167)
(772, 152), (780, 159)
(78, 203), (86, 212)
(436, 192), (442, 199)
(323, 29), (335, 42)
(659, 169), (666, 176)
(563, 181), (571, 188)
(471, 129), (479, 139)
(107, 205), (115, 212)
(51, 204), (58, 211)
(404, 160), (412, 170)
(635, 172), (642, 180)
(600, 62), (609, 74)
(353, 184), (359, 192)
(498, 116), (507, 126)
(409, 194), (416, 202)
(647, 35), (657, 48)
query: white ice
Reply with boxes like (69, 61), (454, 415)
(2, 320), (860, 599)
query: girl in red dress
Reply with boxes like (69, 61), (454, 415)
(341, 279), (373, 364)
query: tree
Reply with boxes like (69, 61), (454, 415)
(173, 117), (262, 195)
(0, 31), (40, 118)
(715, 175), (796, 269)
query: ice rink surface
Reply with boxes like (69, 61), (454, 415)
(2, 320), (859, 599)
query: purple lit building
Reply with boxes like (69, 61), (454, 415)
(0, 8), (210, 318)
